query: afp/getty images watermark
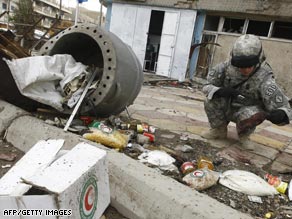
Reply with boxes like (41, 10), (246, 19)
(2, 209), (72, 217)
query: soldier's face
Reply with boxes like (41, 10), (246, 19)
(239, 66), (255, 76)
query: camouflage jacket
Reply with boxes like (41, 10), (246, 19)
(202, 61), (292, 122)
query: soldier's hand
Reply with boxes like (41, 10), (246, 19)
(266, 109), (289, 125)
(214, 87), (241, 98)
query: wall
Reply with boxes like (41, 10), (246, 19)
(115, 0), (292, 20)
(211, 34), (292, 98)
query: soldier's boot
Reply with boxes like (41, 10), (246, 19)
(238, 134), (251, 147)
(201, 125), (228, 140)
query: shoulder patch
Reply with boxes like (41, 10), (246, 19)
(265, 84), (277, 96)
(275, 95), (283, 103)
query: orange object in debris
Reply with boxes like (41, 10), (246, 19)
(198, 156), (214, 170)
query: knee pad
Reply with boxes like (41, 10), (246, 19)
(235, 106), (266, 136)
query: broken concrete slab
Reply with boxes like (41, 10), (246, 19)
(217, 146), (271, 169)
(273, 152), (292, 169)
(235, 140), (279, 160)
(270, 160), (292, 173)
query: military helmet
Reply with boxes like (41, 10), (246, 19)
(231, 34), (265, 68)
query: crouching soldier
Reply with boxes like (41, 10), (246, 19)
(202, 34), (292, 144)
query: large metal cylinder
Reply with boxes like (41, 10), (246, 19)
(38, 24), (143, 117)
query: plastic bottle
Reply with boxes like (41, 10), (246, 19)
(264, 173), (288, 194)
(198, 156), (214, 170)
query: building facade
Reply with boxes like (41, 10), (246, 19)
(103, 0), (292, 97)
(0, 0), (72, 33)
(33, 0), (72, 29)
(0, 0), (18, 29)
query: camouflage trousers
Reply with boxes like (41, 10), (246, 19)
(204, 98), (266, 136)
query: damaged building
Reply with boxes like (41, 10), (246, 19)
(103, 0), (292, 97)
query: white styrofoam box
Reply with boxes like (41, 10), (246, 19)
(0, 140), (110, 219)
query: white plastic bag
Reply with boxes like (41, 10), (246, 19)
(138, 150), (176, 171)
(219, 170), (278, 196)
(182, 169), (220, 191)
(4, 54), (87, 111)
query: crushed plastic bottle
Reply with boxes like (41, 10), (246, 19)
(198, 156), (214, 170)
(264, 173), (288, 194)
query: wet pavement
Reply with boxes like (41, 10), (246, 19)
(121, 73), (292, 174)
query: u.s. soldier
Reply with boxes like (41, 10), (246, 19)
(202, 34), (292, 144)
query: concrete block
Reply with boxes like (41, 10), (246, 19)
(250, 134), (286, 150)
(0, 100), (28, 135)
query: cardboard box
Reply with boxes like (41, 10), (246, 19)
(0, 140), (110, 219)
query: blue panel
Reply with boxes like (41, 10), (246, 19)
(104, 0), (112, 30)
(189, 11), (206, 79)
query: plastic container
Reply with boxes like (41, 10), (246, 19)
(198, 156), (214, 170)
(264, 173), (288, 194)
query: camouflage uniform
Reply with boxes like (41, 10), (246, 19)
(203, 60), (292, 136)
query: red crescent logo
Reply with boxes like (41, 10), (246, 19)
(84, 186), (94, 211)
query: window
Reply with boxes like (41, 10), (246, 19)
(272, 21), (292, 40)
(2, 3), (7, 10)
(222, 18), (245, 33)
(246, 20), (270, 36)
(204, 15), (220, 31)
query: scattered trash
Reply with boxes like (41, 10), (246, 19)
(219, 170), (278, 196)
(229, 199), (236, 208)
(1, 164), (11, 169)
(182, 169), (220, 191)
(198, 156), (214, 170)
(143, 132), (155, 142)
(174, 144), (194, 153)
(83, 122), (128, 149)
(149, 126), (156, 133)
(137, 124), (144, 133)
(265, 212), (275, 219)
(137, 134), (151, 145)
(248, 195), (263, 204)
(180, 161), (196, 175)
(0, 153), (17, 162)
(138, 150), (176, 171)
(265, 173), (289, 194)
(279, 206), (292, 217)
(180, 133), (189, 141)
(108, 115), (122, 127)
(126, 143), (147, 153)
(80, 116), (94, 126)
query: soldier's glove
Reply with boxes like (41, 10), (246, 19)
(214, 87), (241, 99)
(266, 109), (289, 125)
